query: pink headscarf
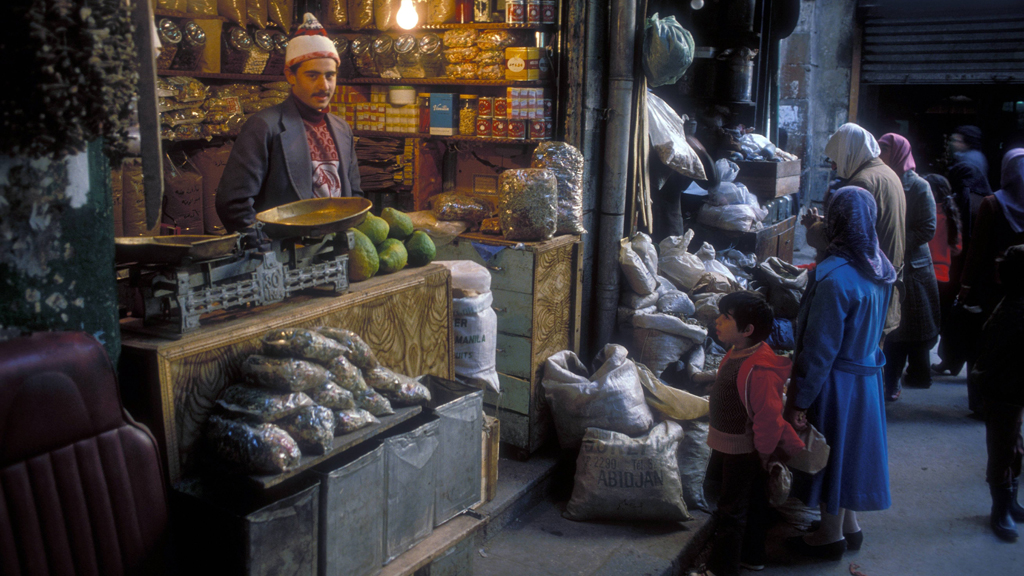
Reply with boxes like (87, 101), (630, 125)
(878, 133), (917, 175)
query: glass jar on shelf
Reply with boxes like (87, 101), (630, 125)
(264, 31), (287, 77)
(418, 34), (446, 78)
(459, 94), (478, 136)
(246, 30), (274, 75)
(222, 26), (253, 74)
(372, 35), (401, 79)
(395, 34), (425, 79)
(156, 19), (181, 70)
(171, 21), (206, 72)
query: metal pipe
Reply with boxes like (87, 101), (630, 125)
(591, 0), (637, 352)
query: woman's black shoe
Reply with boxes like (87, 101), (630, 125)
(845, 530), (863, 551)
(785, 535), (847, 560)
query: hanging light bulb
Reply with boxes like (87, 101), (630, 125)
(691, 0), (704, 9)
(397, 0), (419, 30)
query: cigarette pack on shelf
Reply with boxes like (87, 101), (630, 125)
(315, 441), (385, 576)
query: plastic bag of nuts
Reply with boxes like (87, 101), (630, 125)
(498, 168), (558, 241)
(531, 141), (586, 234)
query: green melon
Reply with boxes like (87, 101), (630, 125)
(356, 214), (389, 245)
(347, 228), (379, 281)
(377, 238), (408, 274)
(382, 207), (414, 240)
(404, 230), (436, 267)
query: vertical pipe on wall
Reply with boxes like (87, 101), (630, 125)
(591, 0), (637, 351)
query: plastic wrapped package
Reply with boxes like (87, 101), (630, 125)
(350, 37), (379, 77)
(395, 35), (425, 78)
(210, 83), (261, 98)
(696, 203), (764, 233)
(276, 405), (335, 455)
(428, 0), (456, 24)
(564, 422), (690, 522)
(334, 408), (379, 434)
(498, 168), (557, 241)
(407, 211), (469, 245)
(531, 141), (585, 235)
(317, 326), (381, 370)
(205, 415), (301, 474)
(260, 80), (289, 92)
(476, 30), (518, 50)
(642, 13), (694, 87)
(435, 260), (491, 294)
(242, 355), (333, 392)
(445, 63), (479, 79)
(355, 388), (395, 416)
(620, 238), (658, 296)
(202, 117), (246, 138)
(444, 46), (479, 64)
(647, 91), (706, 180)
(349, 0), (375, 29)
(363, 366), (433, 406)
(217, 0), (247, 25)
(246, 0), (269, 28)
(658, 230), (706, 291)
(480, 217), (501, 234)
(188, 0), (218, 15)
(474, 50), (504, 65)
(163, 108), (207, 126)
(323, 0), (348, 27)
(269, 0), (292, 32)
(262, 328), (346, 363)
(164, 76), (209, 103)
(309, 381), (356, 410)
(375, 0), (400, 30)
(443, 29), (478, 48)
(373, 35), (401, 79)
(162, 155), (204, 233)
(216, 385), (315, 422)
(163, 124), (205, 141)
(260, 89), (290, 100)
(324, 355), (370, 392)
(478, 65), (503, 80)
(431, 194), (493, 223)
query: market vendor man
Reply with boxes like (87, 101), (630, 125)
(216, 13), (362, 240)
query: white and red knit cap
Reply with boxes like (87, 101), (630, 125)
(285, 13), (340, 69)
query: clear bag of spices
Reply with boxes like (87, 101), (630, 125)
(419, 34), (447, 77)
(474, 49), (504, 65)
(335, 36), (357, 79)
(156, 19), (181, 70)
(246, 29), (274, 74)
(498, 168), (558, 240)
(350, 36), (379, 77)
(324, 0), (348, 27)
(349, 0), (375, 29)
(476, 29), (519, 50)
(372, 35), (402, 79)
(446, 63), (479, 79)
(478, 64), (504, 80)
(444, 46), (479, 64)
(395, 34), (425, 78)
(428, 0), (457, 24)
(443, 29), (479, 48)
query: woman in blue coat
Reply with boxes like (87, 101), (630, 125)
(785, 186), (896, 559)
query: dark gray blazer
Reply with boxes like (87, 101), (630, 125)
(215, 97), (362, 233)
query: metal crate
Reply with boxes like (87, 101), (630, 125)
(382, 413), (441, 564)
(421, 375), (484, 526)
(315, 441), (385, 576)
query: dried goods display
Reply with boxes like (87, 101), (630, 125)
(323, 0), (349, 27)
(326, 355), (372, 392)
(531, 141), (586, 234)
(350, 0), (376, 29)
(242, 355), (333, 391)
(308, 381), (357, 410)
(432, 194), (493, 224)
(276, 406), (335, 454)
(443, 29), (479, 48)
(318, 327), (381, 370)
(206, 416), (302, 474)
(216, 386), (315, 422)
(355, 388), (396, 416)
(334, 408), (379, 434)
(498, 168), (558, 240)
(262, 328), (346, 363)
(363, 366), (433, 406)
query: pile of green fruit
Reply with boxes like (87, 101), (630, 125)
(348, 208), (437, 281)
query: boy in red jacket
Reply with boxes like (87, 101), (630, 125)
(698, 291), (805, 576)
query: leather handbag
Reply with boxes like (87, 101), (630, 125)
(787, 424), (831, 474)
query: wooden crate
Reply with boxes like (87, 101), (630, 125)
(480, 415), (500, 506)
(119, 264), (454, 483)
(733, 159), (801, 201)
(434, 233), (583, 459)
(690, 216), (797, 263)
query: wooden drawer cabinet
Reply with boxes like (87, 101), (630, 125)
(435, 233), (582, 458)
(691, 216), (797, 264)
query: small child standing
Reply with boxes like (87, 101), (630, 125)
(696, 291), (805, 576)
(970, 245), (1024, 542)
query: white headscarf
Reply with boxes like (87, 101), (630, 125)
(824, 123), (882, 179)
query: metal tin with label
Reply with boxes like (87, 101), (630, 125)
(527, 0), (541, 25)
(493, 96), (508, 118)
(478, 96), (493, 117)
(476, 116), (492, 137)
(530, 119), (545, 140)
(492, 117), (508, 138)
(541, 0), (556, 24)
(506, 0), (525, 24)
(508, 119), (526, 139)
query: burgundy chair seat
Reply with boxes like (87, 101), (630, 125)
(0, 332), (167, 576)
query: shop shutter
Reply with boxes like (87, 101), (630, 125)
(860, 9), (1024, 84)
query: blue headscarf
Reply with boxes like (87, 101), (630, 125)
(825, 186), (897, 285)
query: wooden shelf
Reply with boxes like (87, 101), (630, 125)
(339, 77), (547, 87)
(325, 23), (552, 32)
(154, 8), (228, 22)
(158, 70), (286, 82)
(352, 129), (546, 145)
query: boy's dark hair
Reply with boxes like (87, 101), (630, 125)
(718, 290), (775, 343)
(923, 173), (962, 248)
